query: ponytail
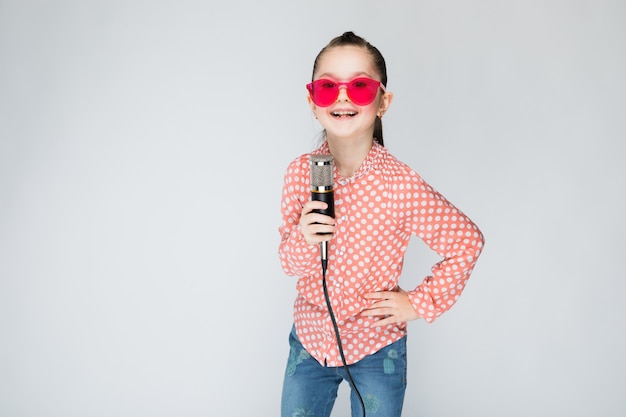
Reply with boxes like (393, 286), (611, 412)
(374, 116), (384, 147)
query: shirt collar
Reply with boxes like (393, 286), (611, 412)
(314, 141), (385, 183)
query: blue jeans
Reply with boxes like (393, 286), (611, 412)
(281, 326), (407, 417)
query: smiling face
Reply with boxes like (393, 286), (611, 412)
(309, 45), (393, 143)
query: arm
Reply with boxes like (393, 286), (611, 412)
(406, 176), (485, 323)
(278, 159), (336, 277)
(362, 173), (484, 325)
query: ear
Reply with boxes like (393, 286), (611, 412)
(377, 91), (393, 118)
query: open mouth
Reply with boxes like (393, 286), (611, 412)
(331, 110), (357, 118)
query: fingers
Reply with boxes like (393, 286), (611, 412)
(300, 201), (336, 245)
(368, 316), (396, 328)
(360, 302), (397, 327)
(360, 293), (394, 317)
(363, 291), (394, 300)
(360, 289), (421, 324)
(302, 200), (330, 215)
(360, 296), (393, 317)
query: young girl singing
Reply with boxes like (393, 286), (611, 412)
(278, 31), (484, 417)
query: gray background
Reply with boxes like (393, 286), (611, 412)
(1, 1), (624, 416)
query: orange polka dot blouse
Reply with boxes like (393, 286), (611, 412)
(279, 141), (484, 366)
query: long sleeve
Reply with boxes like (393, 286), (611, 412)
(405, 174), (485, 323)
(278, 156), (320, 277)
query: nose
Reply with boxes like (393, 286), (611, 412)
(336, 85), (349, 102)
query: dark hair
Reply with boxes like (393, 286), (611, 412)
(312, 31), (388, 146)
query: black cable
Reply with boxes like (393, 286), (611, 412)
(321, 258), (366, 417)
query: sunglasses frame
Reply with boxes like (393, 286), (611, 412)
(306, 77), (385, 107)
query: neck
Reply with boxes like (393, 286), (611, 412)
(327, 137), (373, 178)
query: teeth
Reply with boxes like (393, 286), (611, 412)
(332, 111), (356, 116)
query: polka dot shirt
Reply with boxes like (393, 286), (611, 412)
(278, 141), (484, 366)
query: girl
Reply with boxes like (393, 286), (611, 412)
(279, 32), (484, 417)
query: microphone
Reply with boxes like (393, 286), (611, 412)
(310, 155), (335, 266)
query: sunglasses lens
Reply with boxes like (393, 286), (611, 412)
(347, 78), (380, 105)
(309, 80), (338, 107)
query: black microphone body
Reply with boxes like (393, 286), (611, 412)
(310, 155), (335, 264)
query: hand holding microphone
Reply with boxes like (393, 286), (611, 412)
(299, 201), (335, 245)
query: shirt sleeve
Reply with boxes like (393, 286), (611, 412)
(277, 158), (320, 277)
(405, 172), (485, 323)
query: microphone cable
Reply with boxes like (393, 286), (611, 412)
(311, 154), (365, 416)
(321, 258), (366, 417)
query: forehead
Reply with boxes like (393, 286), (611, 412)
(314, 45), (378, 80)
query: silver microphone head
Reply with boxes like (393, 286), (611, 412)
(310, 155), (334, 191)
